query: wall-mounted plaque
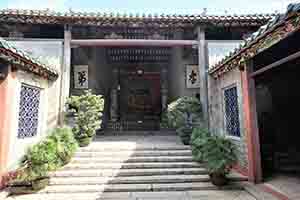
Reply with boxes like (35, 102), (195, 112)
(74, 65), (88, 89)
(186, 65), (200, 88)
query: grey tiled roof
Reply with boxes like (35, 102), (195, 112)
(209, 3), (300, 74)
(0, 9), (274, 26)
(0, 37), (58, 79)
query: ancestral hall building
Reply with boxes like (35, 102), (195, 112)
(0, 9), (275, 186)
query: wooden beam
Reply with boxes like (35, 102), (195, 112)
(71, 39), (198, 47)
(250, 50), (300, 77)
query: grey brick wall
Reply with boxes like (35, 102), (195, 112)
(208, 68), (248, 169)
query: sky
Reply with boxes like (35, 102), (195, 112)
(0, 0), (297, 15)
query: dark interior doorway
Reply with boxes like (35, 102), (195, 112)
(117, 69), (161, 130)
(255, 58), (300, 179)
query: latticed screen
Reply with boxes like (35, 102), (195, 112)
(224, 86), (241, 137)
(18, 84), (41, 138)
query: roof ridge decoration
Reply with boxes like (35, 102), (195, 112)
(0, 37), (58, 80)
(0, 9), (275, 27)
(209, 3), (300, 78)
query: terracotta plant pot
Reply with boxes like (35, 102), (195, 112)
(77, 137), (92, 147)
(209, 173), (228, 186)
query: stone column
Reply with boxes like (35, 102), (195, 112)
(59, 25), (72, 125)
(110, 68), (119, 122)
(169, 28), (184, 100)
(197, 26), (209, 128)
(161, 67), (168, 112)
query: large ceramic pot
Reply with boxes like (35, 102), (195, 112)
(209, 173), (228, 186)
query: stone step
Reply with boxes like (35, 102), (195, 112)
(10, 182), (243, 194)
(78, 145), (190, 152)
(51, 168), (208, 177)
(74, 150), (192, 157)
(71, 156), (194, 163)
(50, 175), (210, 185)
(63, 162), (203, 170)
(49, 174), (248, 185)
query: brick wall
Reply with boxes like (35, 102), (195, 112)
(208, 68), (249, 170)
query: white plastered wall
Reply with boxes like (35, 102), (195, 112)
(7, 70), (49, 170)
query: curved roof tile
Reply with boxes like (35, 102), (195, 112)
(209, 3), (300, 76)
(0, 37), (58, 80)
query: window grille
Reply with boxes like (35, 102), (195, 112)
(17, 84), (41, 138)
(224, 86), (241, 137)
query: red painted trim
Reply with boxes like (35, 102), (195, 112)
(261, 184), (290, 200)
(241, 69), (262, 183)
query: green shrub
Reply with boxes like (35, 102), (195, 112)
(202, 135), (237, 175)
(176, 126), (193, 145)
(66, 90), (104, 146)
(191, 127), (210, 162)
(47, 127), (78, 165)
(163, 96), (202, 129)
(16, 127), (78, 182)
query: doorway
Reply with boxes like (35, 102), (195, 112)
(255, 58), (300, 179)
(119, 69), (161, 130)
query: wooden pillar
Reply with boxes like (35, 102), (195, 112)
(161, 67), (168, 112)
(241, 60), (262, 183)
(197, 26), (209, 128)
(59, 25), (72, 125)
(110, 68), (119, 122)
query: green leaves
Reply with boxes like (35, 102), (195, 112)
(66, 90), (104, 145)
(163, 96), (202, 129)
(190, 128), (237, 176)
(16, 127), (78, 182)
(191, 128), (210, 162)
(202, 135), (238, 175)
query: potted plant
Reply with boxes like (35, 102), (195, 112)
(9, 127), (78, 194)
(176, 125), (193, 145)
(202, 135), (237, 186)
(9, 138), (57, 194)
(66, 90), (104, 147)
(190, 127), (210, 162)
(164, 96), (202, 130)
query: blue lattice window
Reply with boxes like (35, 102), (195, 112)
(224, 86), (241, 137)
(18, 84), (41, 138)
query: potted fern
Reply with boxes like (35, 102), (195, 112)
(202, 135), (237, 186)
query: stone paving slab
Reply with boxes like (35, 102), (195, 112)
(6, 191), (257, 200)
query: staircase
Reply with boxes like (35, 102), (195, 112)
(8, 134), (248, 199)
